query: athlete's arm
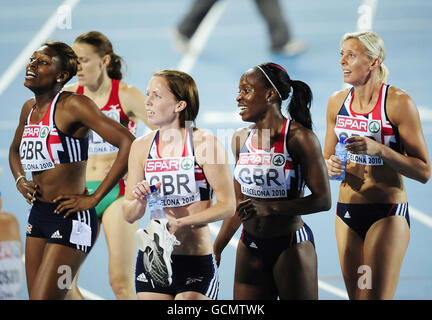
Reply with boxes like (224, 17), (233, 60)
(8, 99), (39, 205)
(119, 83), (157, 130)
(213, 128), (248, 265)
(171, 131), (236, 232)
(345, 88), (430, 183)
(122, 136), (153, 223)
(323, 90), (347, 178)
(53, 94), (134, 216)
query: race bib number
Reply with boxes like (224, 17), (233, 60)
(89, 109), (121, 154)
(0, 241), (22, 300)
(235, 153), (288, 199)
(348, 152), (383, 166)
(88, 130), (119, 154)
(145, 156), (200, 207)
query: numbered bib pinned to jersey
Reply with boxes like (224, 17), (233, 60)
(145, 156), (200, 207)
(20, 125), (55, 172)
(234, 152), (289, 198)
(88, 109), (121, 155)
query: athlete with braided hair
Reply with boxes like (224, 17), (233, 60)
(214, 63), (331, 299)
(214, 62), (331, 299)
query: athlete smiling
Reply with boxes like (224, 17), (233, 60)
(214, 62), (331, 300)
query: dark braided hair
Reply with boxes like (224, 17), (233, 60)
(256, 62), (313, 130)
(43, 41), (78, 84)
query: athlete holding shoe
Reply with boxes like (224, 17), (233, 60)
(123, 69), (236, 300)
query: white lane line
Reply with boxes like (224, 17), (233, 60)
(0, 0), (80, 96)
(208, 223), (348, 299)
(177, 0), (227, 73)
(201, 111), (243, 124)
(208, 223), (239, 249)
(318, 280), (349, 300)
(78, 286), (106, 300)
(418, 106), (432, 122)
(410, 206), (432, 229)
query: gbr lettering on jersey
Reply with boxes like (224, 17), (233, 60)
(145, 156), (200, 207)
(235, 152), (292, 198)
(20, 125), (55, 171)
(234, 119), (304, 199)
(19, 91), (88, 172)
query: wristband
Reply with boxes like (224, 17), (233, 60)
(15, 175), (26, 186)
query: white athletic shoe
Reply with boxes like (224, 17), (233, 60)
(139, 219), (180, 287)
(135, 228), (152, 252)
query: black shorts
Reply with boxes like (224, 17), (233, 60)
(26, 200), (98, 253)
(336, 202), (410, 239)
(241, 223), (315, 270)
(135, 252), (219, 299)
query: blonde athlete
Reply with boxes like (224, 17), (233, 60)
(324, 31), (430, 299)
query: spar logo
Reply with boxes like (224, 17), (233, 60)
(181, 158), (193, 170)
(368, 120), (380, 133)
(272, 154), (285, 166)
(146, 159), (180, 172)
(238, 153), (286, 167)
(22, 125), (50, 138)
(40, 126), (50, 138)
(238, 154), (272, 166)
(336, 116), (368, 133)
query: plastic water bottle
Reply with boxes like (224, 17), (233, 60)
(147, 185), (166, 219)
(333, 136), (348, 181)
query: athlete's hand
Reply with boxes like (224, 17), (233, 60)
(166, 215), (180, 235)
(237, 198), (271, 221)
(345, 136), (382, 156)
(16, 177), (40, 206)
(132, 181), (162, 204)
(53, 188), (97, 218)
(213, 244), (223, 267)
(325, 155), (345, 178)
